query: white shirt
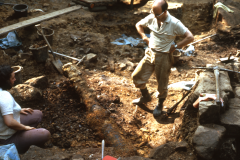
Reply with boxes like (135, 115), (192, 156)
(0, 88), (21, 140)
(138, 11), (188, 53)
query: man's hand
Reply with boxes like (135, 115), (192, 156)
(20, 108), (34, 115)
(143, 37), (149, 46)
(24, 125), (35, 130)
(169, 44), (176, 54)
(136, 22), (149, 46)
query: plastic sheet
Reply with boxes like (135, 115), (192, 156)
(183, 44), (195, 56)
(168, 81), (196, 91)
(111, 34), (150, 47)
(0, 31), (22, 49)
(0, 143), (20, 160)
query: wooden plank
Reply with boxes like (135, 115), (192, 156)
(0, 6), (82, 36)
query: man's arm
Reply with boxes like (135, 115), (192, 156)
(169, 30), (194, 53)
(136, 22), (149, 45)
(3, 114), (35, 131)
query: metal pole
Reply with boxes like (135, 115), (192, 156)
(130, 0), (134, 9)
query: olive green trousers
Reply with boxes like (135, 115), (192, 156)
(131, 48), (172, 98)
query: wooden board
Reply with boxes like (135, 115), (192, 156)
(0, 5), (82, 36)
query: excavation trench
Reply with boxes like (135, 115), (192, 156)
(62, 63), (136, 156)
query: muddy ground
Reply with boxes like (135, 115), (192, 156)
(0, 0), (239, 159)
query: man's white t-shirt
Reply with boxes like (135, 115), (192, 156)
(0, 88), (21, 140)
(138, 11), (188, 53)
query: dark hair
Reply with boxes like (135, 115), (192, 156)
(162, 0), (168, 12)
(0, 65), (13, 90)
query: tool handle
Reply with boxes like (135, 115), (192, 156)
(192, 67), (209, 70)
(48, 50), (80, 61)
(167, 89), (192, 114)
(102, 140), (105, 160)
(214, 69), (221, 106)
(188, 34), (217, 46)
(167, 102), (180, 114)
(0, 3), (16, 6)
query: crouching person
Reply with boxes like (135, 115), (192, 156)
(0, 65), (51, 154)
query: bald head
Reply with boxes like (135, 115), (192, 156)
(152, 0), (168, 13)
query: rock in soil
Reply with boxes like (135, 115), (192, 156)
(220, 98), (240, 136)
(24, 76), (48, 90)
(192, 124), (226, 160)
(9, 84), (42, 102)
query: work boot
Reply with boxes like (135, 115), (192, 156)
(153, 98), (165, 117)
(132, 88), (151, 104)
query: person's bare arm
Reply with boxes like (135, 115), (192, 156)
(136, 22), (149, 45)
(169, 30), (194, 53)
(3, 114), (35, 131)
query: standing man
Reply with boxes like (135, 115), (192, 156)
(131, 0), (194, 116)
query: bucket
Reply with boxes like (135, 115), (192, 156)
(29, 45), (48, 63)
(172, 50), (181, 65)
(13, 4), (28, 17)
(37, 28), (54, 45)
(12, 66), (23, 86)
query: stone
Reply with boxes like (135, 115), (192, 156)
(220, 99), (240, 136)
(198, 101), (220, 124)
(108, 57), (115, 72)
(68, 2), (76, 6)
(192, 124), (226, 160)
(79, 48), (85, 54)
(86, 53), (97, 62)
(126, 59), (134, 71)
(43, 3), (50, 7)
(52, 133), (60, 139)
(70, 34), (80, 42)
(20, 146), (54, 160)
(121, 52), (131, 57)
(72, 154), (84, 160)
(149, 141), (188, 159)
(228, 98), (240, 109)
(175, 141), (188, 151)
(45, 153), (72, 160)
(148, 136), (167, 148)
(24, 76), (48, 90)
(0, 51), (11, 65)
(101, 65), (108, 70)
(234, 87), (240, 98)
(119, 63), (127, 70)
(9, 84), (42, 102)
(192, 66), (233, 112)
(85, 38), (91, 42)
(170, 67), (181, 77)
(194, 70), (233, 95)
